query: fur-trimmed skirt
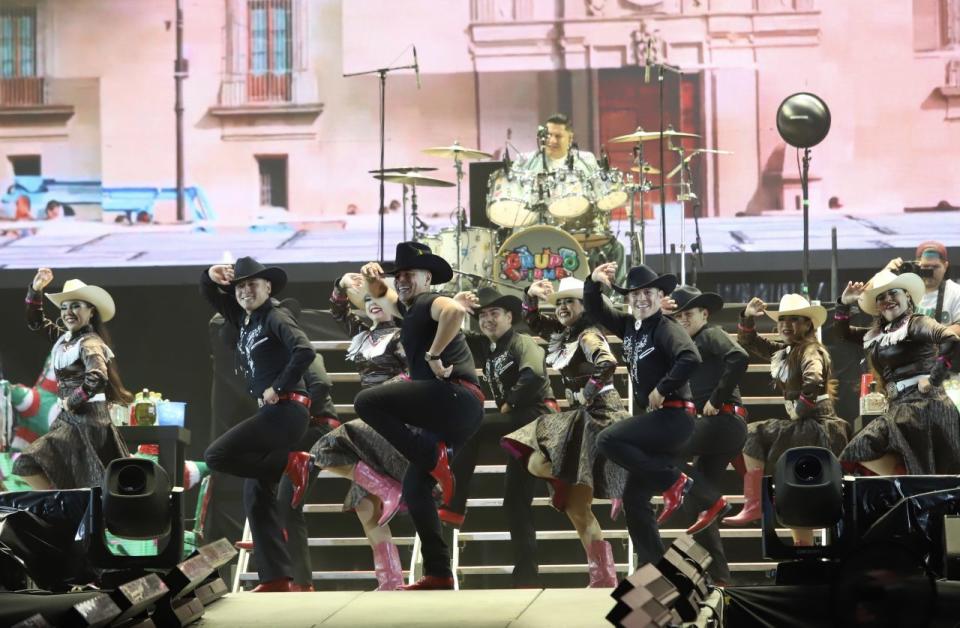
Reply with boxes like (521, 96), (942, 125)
(743, 399), (851, 475)
(840, 386), (960, 475)
(501, 389), (629, 503)
(310, 418), (409, 511)
(12, 401), (130, 489)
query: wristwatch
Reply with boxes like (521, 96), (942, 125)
(424, 351), (441, 362)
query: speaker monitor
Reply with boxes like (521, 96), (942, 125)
(774, 446), (842, 528)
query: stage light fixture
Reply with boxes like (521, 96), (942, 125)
(606, 563), (682, 627)
(774, 447), (843, 528)
(102, 457), (172, 539)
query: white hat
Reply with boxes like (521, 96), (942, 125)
(45, 279), (116, 322)
(545, 277), (584, 305)
(346, 277), (396, 310)
(858, 270), (925, 316)
(766, 294), (827, 329)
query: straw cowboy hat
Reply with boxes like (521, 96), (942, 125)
(343, 276), (397, 310)
(545, 277), (585, 305)
(46, 279), (116, 322)
(670, 285), (724, 315)
(384, 241), (453, 285)
(474, 287), (522, 320)
(611, 264), (678, 296)
(858, 270), (925, 316)
(766, 294), (827, 329)
(230, 256), (288, 294)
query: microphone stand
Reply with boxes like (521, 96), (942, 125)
(344, 58), (418, 262)
(655, 62), (683, 272)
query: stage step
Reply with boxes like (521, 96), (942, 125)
(238, 570), (411, 582)
(456, 528), (805, 542)
(325, 363), (770, 382)
(455, 562), (776, 575)
(331, 397), (782, 414)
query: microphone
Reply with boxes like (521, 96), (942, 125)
(537, 125), (547, 144)
(503, 143), (512, 171)
(413, 45), (421, 90)
(567, 142), (577, 170)
(600, 145), (610, 171)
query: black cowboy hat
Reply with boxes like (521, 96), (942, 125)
(230, 256), (288, 294)
(670, 285), (724, 315)
(611, 264), (678, 295)
(473, 287), (522, 321)
(384, 241), (453, 285)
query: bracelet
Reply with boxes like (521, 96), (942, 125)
(737, 322), (754, 332)
(587, 377), (603, 388)
(798, 394), (816, 408)
(522, 302), (536, 312)
(330, 287), (349, 303)
(937, 355), (953, 369)
(424, 351), (441, 362)
(833, 312), (850, 321)
(24, 297), (41, 305)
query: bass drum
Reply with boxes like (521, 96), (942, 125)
(486, 168), (538, 228)
(495, 225), (590, 290)
(421, 227), (495, 291)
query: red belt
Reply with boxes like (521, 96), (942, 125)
(662, 400), (696, 415)
(451, 379), (486, 403)
(279, 392), (312, 409)
(720, 403), (748, 420)
(310, 415), (341, 429)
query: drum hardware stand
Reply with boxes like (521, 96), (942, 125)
(344, 53), (419, 262)
(402, 183), (409, 241)
(671, 137), (697, 286)
(653, 63), (683, 272)
(409, 183), (429, 242)
(626, 142), (656, 268)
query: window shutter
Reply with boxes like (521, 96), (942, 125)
(914, 0), (943, 51)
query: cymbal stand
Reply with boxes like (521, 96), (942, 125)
(410, 183), (428, 242)
(402, 183), (409, 241)
(627, 141), (649, 267)
(453, 150), (466, 291)
(671, 138), (696, 285)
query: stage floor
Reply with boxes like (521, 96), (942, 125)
(199, 588), (615, 627)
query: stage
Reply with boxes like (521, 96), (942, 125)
(199, 588), (616, 627)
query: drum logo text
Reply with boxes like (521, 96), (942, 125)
(500, 245), (580, 282)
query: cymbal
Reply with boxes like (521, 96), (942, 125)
(608, 129), (701, 144)
(422, 141), (492, 160)
(368, 166), (438, 174)
(373, 173), (455, 187)
(630, 164), (661, 175)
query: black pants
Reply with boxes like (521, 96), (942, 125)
(664, 411), (747, 582)
(596, 407), (694, 566)
(355, 379), (485, 578)
(204, 400), (309, 582)
(277, 423), (328, 586)
(448, 404), (549, 586)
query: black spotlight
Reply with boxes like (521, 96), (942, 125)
(102, 458), (172, 538)
(774, 446), (843, 528)
(776, 92), (831, 149)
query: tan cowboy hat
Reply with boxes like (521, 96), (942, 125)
(46, 279), (116, 322)
(345, 277), (396, 310)
(858, 270), (925, 316)
(545, 277), (584, 305)
(766, 293), (827, 329)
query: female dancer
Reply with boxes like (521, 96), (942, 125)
(836, 270), (960, 474)
(502, 276), (628, 588)
(722, 294), (850, 546)
(309, 272), (410, 590)
(15, 268), (133, 489)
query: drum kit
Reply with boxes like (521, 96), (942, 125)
(370, 127), (729, 292)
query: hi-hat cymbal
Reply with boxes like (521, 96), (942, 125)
(609, 129), (701, 144)
(630, 164), (661, 175)
(372, 173), (455, 187)
(422, 141), (492, 160)
(368, 166), (438, 174)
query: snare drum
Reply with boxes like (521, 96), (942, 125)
(547, 168), (590, 219)
(486, 168), (538, 228)
(588, 168), (629, 211)
(495, 225), (590, 288)
(421, 227), (495, 290)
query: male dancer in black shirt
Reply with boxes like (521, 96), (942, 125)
(201, 257), (316, 592)
(663, 286), (749, 584)
(354, 242), (485, 590)
(448, 287), (556, 586)
(586, 262), (702, 566)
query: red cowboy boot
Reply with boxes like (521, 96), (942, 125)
(288, 583), (315, 592)
(372, 541), (404, 591)
(251, 577), (292, 592)
(353, 461), (403, 527)
(722, 469), (763, 526)
(438, 507), (466, 528)
(284, 451), (315, 508)
(429, 442), (455, 506)
(687, 496), (731, 535)
(586, 540), (618, 588)
(234, 540), (254, 552)
(400, 575), (455, 590)
(609, 498), (623, 521)
(657, 472), (693, 525)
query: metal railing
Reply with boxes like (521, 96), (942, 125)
(0, 76), (44, 106)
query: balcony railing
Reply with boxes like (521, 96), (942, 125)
(0, 76), (45, 106)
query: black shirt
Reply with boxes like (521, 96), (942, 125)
(201, 271), (314, 399)
(476, 328), (553, 408)
(398, 292), (478, 384)
(687, 324), (748, 411)
(584, 277), (701, 410)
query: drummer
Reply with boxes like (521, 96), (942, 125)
(516, 114), (626, 287)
